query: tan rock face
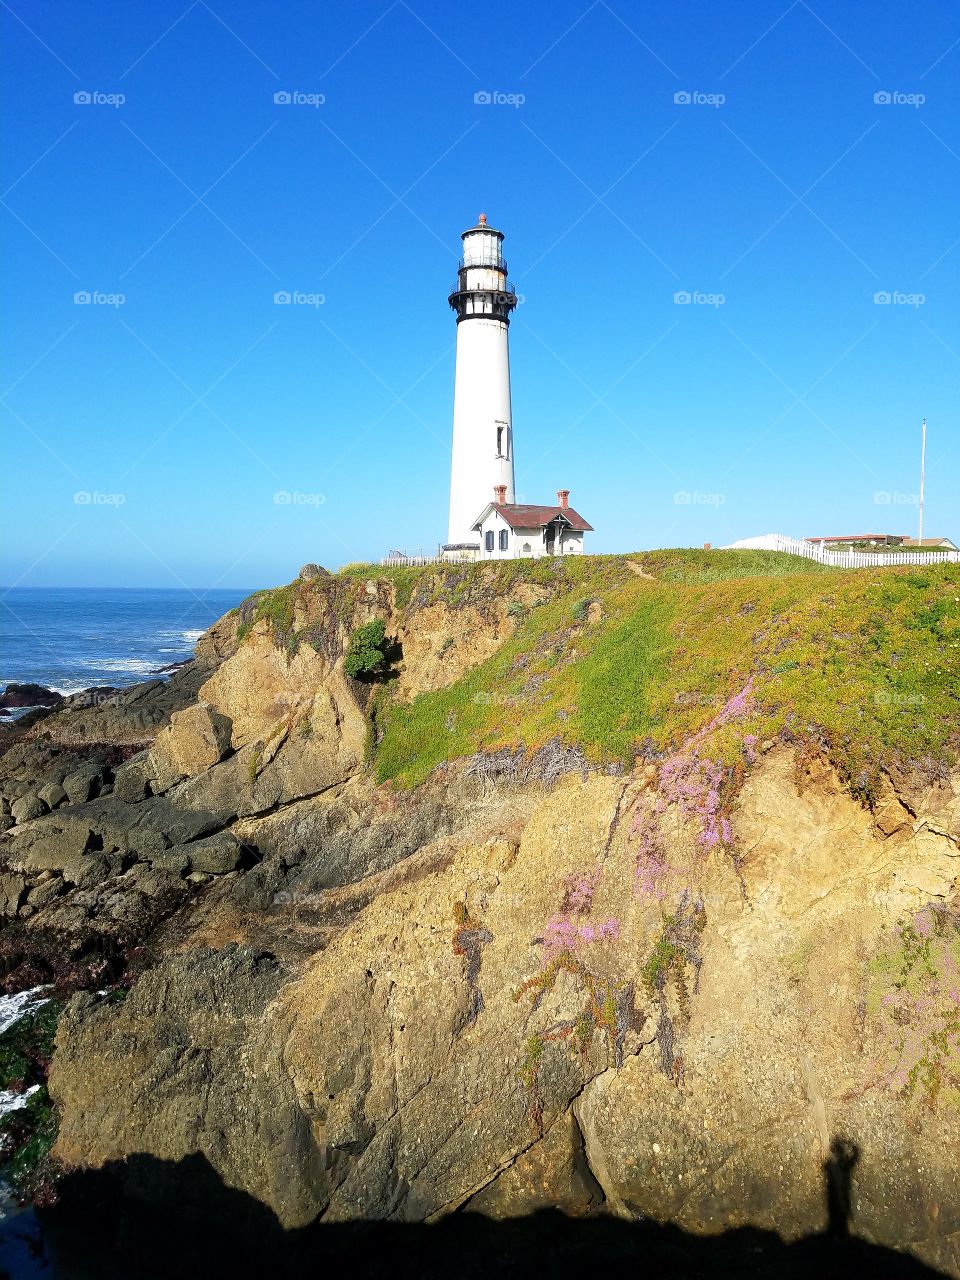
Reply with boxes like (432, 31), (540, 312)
(162, 666), (367, 821)
(188, 572), (550, 758)
(155, 610), (368, 816)
(198, 627), (331, 749)
(466, 1109), (603, 1217)
(571, 752), (960, 1263)
(390, 600), (528, 701)
(149, 702), (232, 788)
(48, 743), (960, 1274)
(194, 609), (240, 667)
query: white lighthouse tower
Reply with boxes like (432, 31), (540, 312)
(444, 214), (518, 551)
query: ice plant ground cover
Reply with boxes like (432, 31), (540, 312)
(539, 867), (620, 956)
(516, 678), (755, 1095)
(512, 857), (631, 1126)
(367, 550), (959, 795)
(632, 679), (756, 872)
(861, 903), (960, 1108)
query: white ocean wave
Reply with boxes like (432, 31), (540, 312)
(88, 658), (161, 675)
(0, 988), (51, 1130)
(152, 628), (203, 649)
(0, 707), (43, 722)
(0, 986), (51, 1037)
(0, 1085), (40, 1119)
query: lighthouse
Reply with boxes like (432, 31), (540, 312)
(444, 214), (518, 550)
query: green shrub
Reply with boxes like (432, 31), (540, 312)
(344, 619), (388, 680)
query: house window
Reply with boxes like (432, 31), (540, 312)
(484, 530), (494, 552)
(499, 529), (509, 552)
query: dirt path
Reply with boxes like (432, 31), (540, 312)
(626, 560), (656, 580)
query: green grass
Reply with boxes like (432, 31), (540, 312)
(371, 554), (960, 792)
(339, 554), (620, 612)
(338, 562), (422, 609)
(236, 583), (298, 646)
(338, 547), (834, 597)
(562, 589), (672, 760)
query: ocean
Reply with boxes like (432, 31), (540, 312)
(0, 587), (252, 698)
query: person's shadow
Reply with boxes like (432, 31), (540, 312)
(824, 1135), (861, 1237)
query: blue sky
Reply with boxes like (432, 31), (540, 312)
(2, 0), (958, 588)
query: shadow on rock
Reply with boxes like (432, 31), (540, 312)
(824, 1134), (861, 1238)
(0, 1148), (944, 1280)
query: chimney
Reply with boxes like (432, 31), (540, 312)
(494, 484), (507, 505)
(557, 489), (570, 510)
(703, 542), (712, 551)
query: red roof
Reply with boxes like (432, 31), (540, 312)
(477, 503), (593, 532)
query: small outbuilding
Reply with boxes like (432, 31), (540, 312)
(471, 487), (594, 560)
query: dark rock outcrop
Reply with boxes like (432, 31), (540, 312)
(11, 792), (46, 823)
(0, 683), (64, 709)
(52, 946), (328, 1227)
(0, 623), (248, 976)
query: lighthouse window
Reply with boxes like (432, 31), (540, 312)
(496, 426), (503, 455)
(485, 531), (494, 552)
(499, 529), (509, 551)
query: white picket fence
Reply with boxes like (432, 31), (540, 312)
(721, 533), (960, 568)
(379, 553), (474, 566)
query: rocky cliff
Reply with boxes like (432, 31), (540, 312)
(2, 552), (958, 1275)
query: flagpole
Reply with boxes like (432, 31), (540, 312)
(918, 417), (926, 543)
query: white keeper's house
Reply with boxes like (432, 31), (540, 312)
(472, 484), (593, 560)
(438, 213), (594, 562)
